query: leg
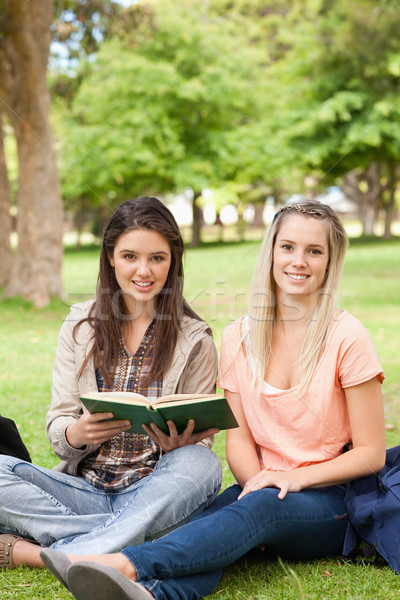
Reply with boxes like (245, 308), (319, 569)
(55, 485), (345, 600)
(42, 548), (222, 600)
(67, 563), (221, 600)
(0, 455), (110, 547)
(123, 485), (348, 581)
(52, 445), (222, 555)
(143, 571), (222, 600)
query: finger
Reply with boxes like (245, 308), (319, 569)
(141, 423), (161, 444)
(94, 420), (132, 433)
(171, 420), (195, 445)
(277, 483), (289, 500)
(86, 412), (131, 430)
(165, 420), (180, 438)
(182, 419), (195, 435)
(86, 412), (115, 422)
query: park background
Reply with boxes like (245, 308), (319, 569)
(1, 1), (400, 598)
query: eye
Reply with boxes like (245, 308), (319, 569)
(309, 248), (323, 255)
(123, 253), (136, 260)
(151, 255), (164, 262)
(281, 244), (293, 251)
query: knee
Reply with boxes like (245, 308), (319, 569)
(0, 455), (23, 475)
(163, 445), (222, 490)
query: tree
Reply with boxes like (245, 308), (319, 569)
(58, 0), (269, 245)
(0, 0), (63, 306)
(272, 0), (400, 235)
(0, 113), (12, 286)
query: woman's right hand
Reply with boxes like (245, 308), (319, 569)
(66, 411), (131, 448)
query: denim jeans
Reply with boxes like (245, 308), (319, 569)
(122, 484), (348, 600)
(0, 445), (221, 555)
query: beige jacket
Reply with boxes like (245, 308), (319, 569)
(46, 300), (218, 475)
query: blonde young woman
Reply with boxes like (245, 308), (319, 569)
(41, 200), (386, 600)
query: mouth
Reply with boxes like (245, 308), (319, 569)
(285, 273), (309, 281)
(133, 281), (154, 289)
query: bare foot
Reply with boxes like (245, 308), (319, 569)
(12, 540), (44, 568)
(66, 552), (137, 581)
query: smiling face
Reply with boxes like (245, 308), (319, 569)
(109, 228), (172, 314)
(272, 214), (330, 303)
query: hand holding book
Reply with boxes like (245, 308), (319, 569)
(80, 391), (238, 436)
(142, 418), (220, 452)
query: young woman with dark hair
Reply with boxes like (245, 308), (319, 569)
(0, 196), (221, 570)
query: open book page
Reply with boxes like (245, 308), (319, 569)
(152, 393), (222, 406)
(80, 392), (151, 406)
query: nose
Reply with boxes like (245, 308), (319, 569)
(136, 259), (151, 277)
(291, 250), (307, 267)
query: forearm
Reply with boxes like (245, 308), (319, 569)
(227, 439), (261, 488)
(296, 444), (386, 490)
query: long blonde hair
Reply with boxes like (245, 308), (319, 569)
(247, 200), (348, 396)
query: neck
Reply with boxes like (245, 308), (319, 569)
(122, 294), (157, 324)
(275, 290), (318, 325)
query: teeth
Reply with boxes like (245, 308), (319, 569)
(288, 274), (308, 280)
(134, 281), (152, 287)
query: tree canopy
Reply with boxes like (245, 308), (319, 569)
(1, 0), (400, 305)
(58, 0), (269, 242)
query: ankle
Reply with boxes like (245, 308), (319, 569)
(119, 553), (137, 581)
(9, 540), (43, 568)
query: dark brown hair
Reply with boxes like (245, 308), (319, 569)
(76, 196), (203, 386)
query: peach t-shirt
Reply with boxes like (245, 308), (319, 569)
(218, 311), (384, 472)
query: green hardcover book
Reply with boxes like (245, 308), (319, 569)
(79, 392), (238, 435)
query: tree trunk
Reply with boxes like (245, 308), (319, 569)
(383, 162), (396, 240)
(251, 203), (265, 228)
(341, 162), (381, 236)
(1, 0), (63, 307)
(190, 192), (203, 247)
(0, 116), (13, 287)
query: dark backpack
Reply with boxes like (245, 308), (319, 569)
(343, 445), (400, 574)
(0, 415), (32, 462)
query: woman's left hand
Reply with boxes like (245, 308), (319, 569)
(238, 469), (303, 500)
(141, 420), (219, 452)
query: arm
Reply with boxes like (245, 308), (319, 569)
(47, 307), (131, 460)
(240, 376), (386, 499)
(225, 390), (261, 488)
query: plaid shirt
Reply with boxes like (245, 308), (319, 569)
(80, 321), (162, 491)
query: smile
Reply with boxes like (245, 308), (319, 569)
(133, 281), (153, 288)
(286, 273), (309, 281)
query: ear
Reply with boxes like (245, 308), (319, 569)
(108, 252), (115, 268)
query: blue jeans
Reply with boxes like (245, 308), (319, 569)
(122, 484), (348, 600)
(0, 445), (221, 555)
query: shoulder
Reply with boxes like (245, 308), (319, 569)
(179, 315), (213, 340)
(329, 310), (374, 344)
(176, 315), (217, 356)
(171, 316), (218, 376)
(67, 299), (96, 321)
(219, 317), (246, 366)
(221, 316), (245, 346)
(327, 310), (383, 385)
(58, 299), (95, 340)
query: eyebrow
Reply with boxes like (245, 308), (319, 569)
(278, 238), (326, 249)
(118, 249), (169, 255)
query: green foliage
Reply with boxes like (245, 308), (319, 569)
(48, 0), (400, 228)
(57, 0), (268, 205)
(273, 0), (400, 176)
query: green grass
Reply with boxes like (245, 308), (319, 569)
(1, 235), (400, 598)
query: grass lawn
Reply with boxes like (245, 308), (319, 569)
(1, 233), (400, 598)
